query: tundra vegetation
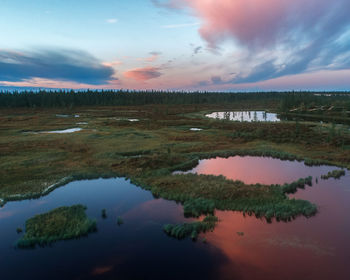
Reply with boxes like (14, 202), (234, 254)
(321, 169), (346, 180)
(16, 205), (96, 248)
(117, 217), (124, 226)
(163, 215), (218, 240)
(1, 91), (350, 237)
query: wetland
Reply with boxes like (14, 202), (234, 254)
(1, 91), (350, 279)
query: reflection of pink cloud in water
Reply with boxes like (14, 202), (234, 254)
(205, 210), (339, 280)
(115, 198), (191, 224)
(202, 175), (350, 280)
(91, 265), (114, 275)
(0, 210), (14, 219)
(189, 156), (335, 185)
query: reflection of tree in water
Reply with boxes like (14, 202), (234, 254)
(224, 112), (230, 120)
(263, 111), (267, 121)
(215, 112), (219, 119)
(253, 111), (258, 122)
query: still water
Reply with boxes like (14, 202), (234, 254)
(1, 157), (349, 280)
(206, 111), (280, 122)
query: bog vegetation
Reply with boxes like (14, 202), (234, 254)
(1, 92), (350, 238)
(321, 169), (346, 180)
(163, 215), (218, 240)
(16, 205), (96, 248)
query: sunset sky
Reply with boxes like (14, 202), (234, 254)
(1, 0), (350, 91)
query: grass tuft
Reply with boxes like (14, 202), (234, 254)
(163, 215), (218, 240)
(16, 204), (96, 248)
(321, 169), (346, 180)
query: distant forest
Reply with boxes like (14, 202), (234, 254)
(0, 90), (349, 111)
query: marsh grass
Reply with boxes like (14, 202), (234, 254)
(144, 173), (317, 222)
(16, 205), (96, 248)
(281, 176), (313, 194)
(321, 169), (346, 180)
(117, 217), (124, 226)
(102, 209), (107, 219)
(163, 215), (218, 240)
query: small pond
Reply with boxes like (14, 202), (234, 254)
(45, 128), (83, 134)
(206, 111), (280, 122)
(177, 156), (338, 185)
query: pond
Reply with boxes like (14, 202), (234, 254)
(45, 128), (83, 134)
(1, 157), (350, 280)
(23, 128), (83, 134)
(178, 156), (338, 185)
(206, 111), (280, 122)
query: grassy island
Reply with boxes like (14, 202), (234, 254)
(164, 215), (218, 240)
(17, 204), (96, 248)
(321, 169), (346, 180)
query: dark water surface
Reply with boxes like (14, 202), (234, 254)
(1, 158), (350, 280)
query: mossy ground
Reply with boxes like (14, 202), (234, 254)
(17, 204), (96, 248)
(1, 104), (350, 222)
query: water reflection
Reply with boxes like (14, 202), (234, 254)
(1, 161), (350, 279)
(205, 173), (350, 280)
(180, 156), (350, 280)
(180, 156), (337, 185)
(206, 111), (280, 122)
(0, 178), (226, 280)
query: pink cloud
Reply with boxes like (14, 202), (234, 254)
(159, 0), (349, 49)
(123, 67), (162, 81)
(102, 60), (123, 67)
(137, 52), (162, 63)
(155, 0), (350, 85)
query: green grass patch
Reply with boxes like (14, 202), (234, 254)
(16, 205), (96, 248)
(163, 215), (218, 240)
(321, 169), (346, 180)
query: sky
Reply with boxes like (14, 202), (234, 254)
(0, 0), (350, 91)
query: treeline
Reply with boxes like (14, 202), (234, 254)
(279, 92), (350, 112)
(0, 89), (348, 108)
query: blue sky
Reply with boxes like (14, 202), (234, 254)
(1, 0), (350, 91)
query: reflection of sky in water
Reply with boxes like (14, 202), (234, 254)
(1, 165), (350, 279)
(183, 156), (338, 185)
(179, 156), (350, 280)
(45, 128), (83, 134)
(205, 172), (350, 280)
(206, 111), (280, 122)
(0, 178), (218, 280)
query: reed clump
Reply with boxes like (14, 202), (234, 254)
(16, 204), (96, 248)
(321, 169), (346, 180)
(117, 217), (124, 226)
(163, 215), (218, 240)
(101, 209), (107, 219)
(281, 176), (312, 194)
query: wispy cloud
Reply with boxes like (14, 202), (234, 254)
(124, 67), (162, 81)
(161, 22), (199, 29)
(102, 60), (123, 67)
(106, 18), (118, 24)
(157, 0), (350, 85)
